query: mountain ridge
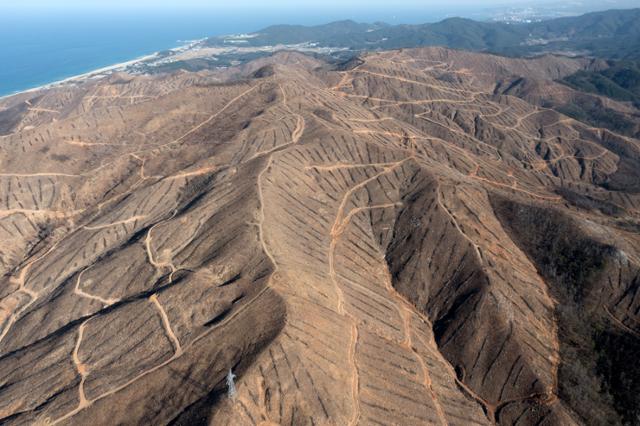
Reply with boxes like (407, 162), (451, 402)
(205, 8), (640, 59)
(0, 47), (639, 425)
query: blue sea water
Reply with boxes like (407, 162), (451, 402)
(0, 7), (487, 97)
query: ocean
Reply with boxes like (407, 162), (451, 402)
(0, 7), (488, 97)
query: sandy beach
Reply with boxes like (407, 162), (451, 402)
(0, 37), (214, 102)
(0, 52), (162, 101)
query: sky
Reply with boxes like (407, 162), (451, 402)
(1, 0), (638, 26)
(4, 0), (527, 7)
(0, 1), (517, 27)
(0, 0), (600, 12)
(2, 0), (638, 15)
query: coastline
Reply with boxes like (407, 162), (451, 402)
(0, 38), (207, 102)
(0, 52), (160, 102)
(0, 35), (340, 103)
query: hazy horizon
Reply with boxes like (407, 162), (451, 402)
(1, 0), (639, 96)
(3, 0), (640, 16)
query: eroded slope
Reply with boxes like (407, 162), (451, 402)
(0, 48), (639, 425)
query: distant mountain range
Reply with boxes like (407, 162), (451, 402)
(141, 8), (640, 137)
(205, 8), (640, 60)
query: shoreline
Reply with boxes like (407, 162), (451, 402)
(0, 38), (207, 102)
(0, 53), (157, 101)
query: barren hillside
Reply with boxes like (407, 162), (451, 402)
(0, 47), (639, 425)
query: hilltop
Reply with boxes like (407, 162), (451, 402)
(0, 46), (639, 425)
